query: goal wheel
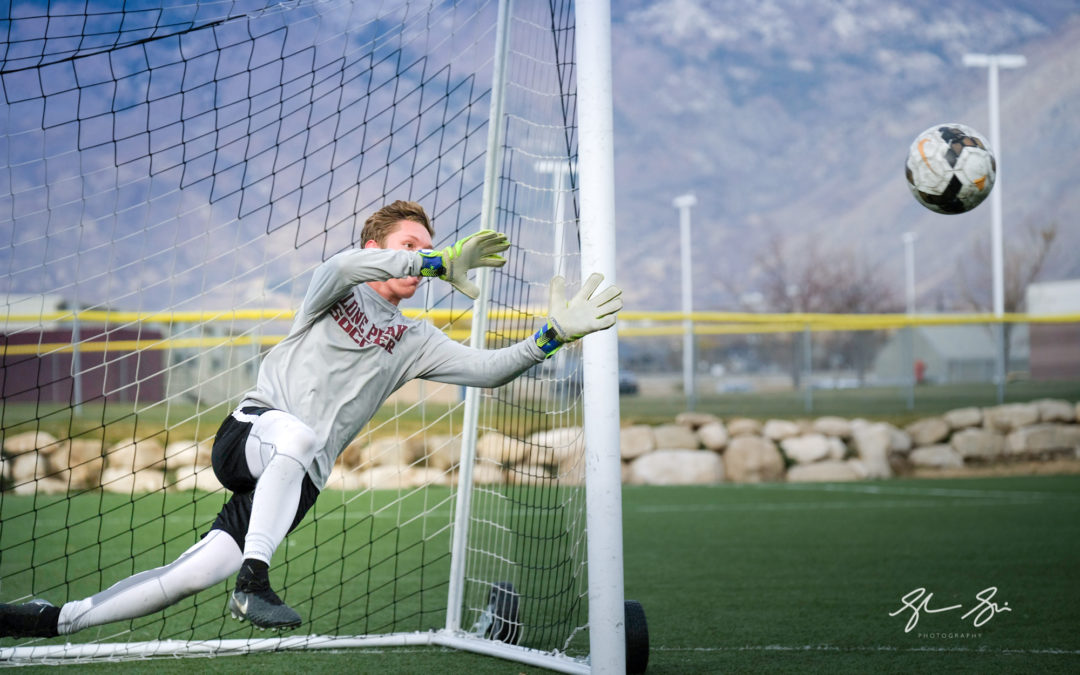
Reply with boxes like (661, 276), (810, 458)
(625, 599), (649, 674)
(485, 581), (521, 645)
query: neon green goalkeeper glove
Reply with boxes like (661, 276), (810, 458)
(533, 273), (623, 357)
(418, 230), (511, 299)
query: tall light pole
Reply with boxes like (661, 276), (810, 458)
(902, 232), (917, 316)
(534, 159), (576, 279)
(673, 193), (697, 410)
(902, 231), (917, 409)
(963, 52), (1026, 402)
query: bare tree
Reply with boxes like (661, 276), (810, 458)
(959, 221), (1060, 373)
(959, 221), (1059, 313)
(747, 233), (900, 387)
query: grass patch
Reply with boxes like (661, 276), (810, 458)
(3, 476), (1079, 673)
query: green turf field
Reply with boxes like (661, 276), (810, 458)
(3, 474), (1079, 673)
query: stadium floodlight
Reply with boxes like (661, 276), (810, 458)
(963, 52), (1026, 401)
(673, 193), (698, 410)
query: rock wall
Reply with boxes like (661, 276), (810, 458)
(621, 400), (1080, 484)
(4, 400), (1079, 492)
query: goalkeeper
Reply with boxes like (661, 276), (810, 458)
(0, 200), (622, 637)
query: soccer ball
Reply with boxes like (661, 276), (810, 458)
(905, 123), (996, 214)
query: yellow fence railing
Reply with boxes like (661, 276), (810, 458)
(2, 310), (1079, 357)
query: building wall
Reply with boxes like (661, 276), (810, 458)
(1030, 324), (1080, 380)
(1, 327), (165, 404)
(1027, 279), (1080, 381)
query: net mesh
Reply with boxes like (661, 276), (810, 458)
(1, 0), (587, 663)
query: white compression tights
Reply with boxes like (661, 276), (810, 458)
(57, 408), (318, 635)
(239, 409), (318, 565)
(57, 530), (242, 635)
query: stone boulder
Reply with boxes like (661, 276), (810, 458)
(944, 407), (982, 430)
(558, 457), (587, 485)
(362, 436), (423, 467)
(763, 419), (801, 441)
(850, 423), (893, 478)
(355, 465), (420, 490)
(3, 431), (59, 456)
(475, 432), (530, 465)
(339, 436), (369, 468)
(426, 435), (462, 470)
(471, 462), (506, 485)
(723, 436), (784, 483)
(528, 427), (584, 465)
(909, 445), (963, 469)
(950, 428), (1005, 460)
(12, 477), (69, 495)
(169, 465), (223, 492)
(6, 452), (51, 484)
(629, 450), (724, 485)
(350, 465), (455, 490)
(697, 422), (729, 451)
(507, 464), (553, 485)
(812, 416), (852, 438)
(852, 422), (890, 459)
(826, 436), (847, 460)
(325, 466), (366, 491)
(412, 466), (454, 487)
(786, 460), (859, 482)
(66, 440), (106, 489)
(779, 434), (830, 464)
(675, 411), (721, 429)
(727, 418), (762, 437)
(165, 439), (213, 471)
(620, 425), (656, 460)
(101, 467), (166, 493)
(889, 426), (914, 454)
(1006, 424), (1080, 455)
(652, 424), (700, 450)
(1034, 399), (1076, 423)
(983, 403), (1039, 433)
(36, 439), (104, 489)
(904, 417), (950, 446)
(105, 438), (167, 473)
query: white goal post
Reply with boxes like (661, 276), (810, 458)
(0, 0), (630, 673)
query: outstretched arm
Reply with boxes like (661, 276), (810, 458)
(298, 230), (511, 329)
(298, 248), (420, 326)
(413, 273), (623, 387)
(413, 333), (545, 388)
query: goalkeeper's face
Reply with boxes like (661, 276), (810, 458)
(365, 219), (434, 304)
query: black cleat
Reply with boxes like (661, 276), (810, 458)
(0, 599), (60, 638)
(229, 559), (300, 630)
(228, 587), (301, 631)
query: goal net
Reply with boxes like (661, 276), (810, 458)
(1, 1), (622, 671)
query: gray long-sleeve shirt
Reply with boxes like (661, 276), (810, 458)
(242, 248), (546, 489)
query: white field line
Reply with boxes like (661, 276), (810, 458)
(655, 644), (1080, 656)
(629, 480), (1080, 513)
(740, 482), (1080, 501)
(631, 498), (1051, 513)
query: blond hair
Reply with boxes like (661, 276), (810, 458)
(360, 200), (433, 246)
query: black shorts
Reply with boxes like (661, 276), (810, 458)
(208, 406), (320, 551)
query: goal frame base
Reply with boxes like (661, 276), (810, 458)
(0, 630), (591, 674)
